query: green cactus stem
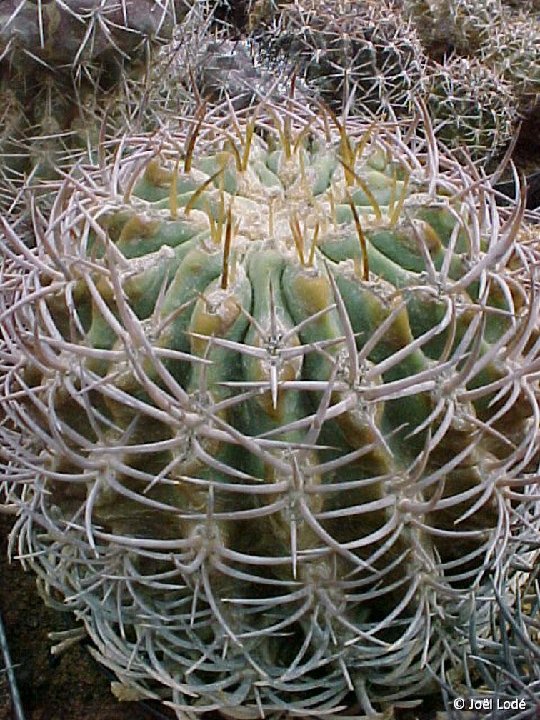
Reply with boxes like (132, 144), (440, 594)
(1, 105), (539, 717)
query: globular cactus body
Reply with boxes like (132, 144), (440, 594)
(422, 57), (515, 163)
(0, 0), (186, 75)
(256, 0), (425, 117)
(479, 15), (540, 113)
(403, 0), (504, 59)
(1, 109), (540, 717)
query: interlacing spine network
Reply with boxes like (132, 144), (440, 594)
(1, 99), (540, 717)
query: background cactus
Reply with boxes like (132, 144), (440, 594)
(0, 86), (29, 211)
(0, 0), (186, 79)
(422, 56), (515, 164)
(479, 15), (540, 115)
(402, 0), (540, 119)
(246, 0), (526, 172)
(501, 0), (540, 11)
(0, 0), (196, 210)
(255, 0), (425, 117)
(402, 0), (504, 60)
(1, 106), (540, 717)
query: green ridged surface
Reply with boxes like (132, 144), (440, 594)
(1, 113), (539, 717)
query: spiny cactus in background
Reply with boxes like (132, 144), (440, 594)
(402, 0), (540, 120)
(501, 0), (540, 11)
(246, 0), (279, 31)
(403, 0), (504, 60)
(0, 74), (120, 216)
(2, 72), (101, 187)
(255, 0), (425, 117)
(422, 57), (515, 164)
(149, 35), (296, 118)
(0, 0), (187, 83)
(1, 105), (540, 718)
(0, 0), (195, 206)
(465, 547), (540, 713)
(195, 38), (302, 110)
(479, 15), (540, 115)
(209, 0), (262, 33)
(108, 0), (310, 137)
(0, 85), (29, 211)
(115, 25), (270, 134)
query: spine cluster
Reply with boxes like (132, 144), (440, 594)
(1, 1), (540, 718)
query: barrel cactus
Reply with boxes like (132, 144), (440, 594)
(403, 0), (504, 59)
(479, 13), (540, 114)
(0, 0), (186, 78)
(1, 107), (540, 717)
(256, 0), (425, 117)
(422, 56), (515, 164)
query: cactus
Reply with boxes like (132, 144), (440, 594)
(246, 0), (281, 32)
(422, 57), (515, 164)
(1, 107), (540, 718)
(402, 0), (540, 113)
(466, 558), (540, 712)
(479, 15), (540, 114)
(0, 0), (186, 79)
(501, 0), (540, 11)
(194, 37), (299, 110)
(0, 74), (119, 216)
(403, 0), (504, 59)
(255, 0), (425, 117)
(0, 0), (193, 204)
(0, 84), (30, 209)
